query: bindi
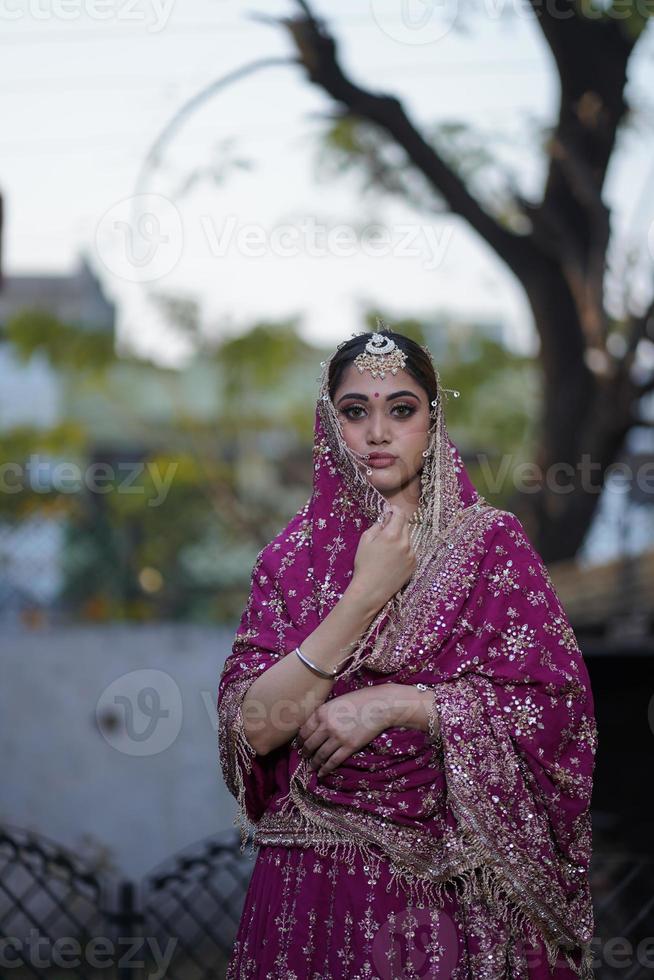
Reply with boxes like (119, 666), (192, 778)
(374, 392), (380, 398)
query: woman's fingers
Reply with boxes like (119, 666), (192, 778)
(298, 726), (348, 776)
(369, 507), (391, 536)
(308, 736), (340, 770)
(381, 506), (408, 536)
(317, 744), (351, 777)
(367, 504), (418, 535)
(297, 712), (319, 746)
(299, 724), (328, 758)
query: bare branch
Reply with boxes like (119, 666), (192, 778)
(283, 2), (529, 276)
(134, 56), (297, 198)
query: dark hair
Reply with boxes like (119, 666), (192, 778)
(327, 329), (438, 405)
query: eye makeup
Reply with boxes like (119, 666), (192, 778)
(340, 402), (416, 421)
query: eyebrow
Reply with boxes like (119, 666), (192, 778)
(336, 390), (420, 406)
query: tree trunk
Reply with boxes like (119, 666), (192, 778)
(280, 3), (649, 561)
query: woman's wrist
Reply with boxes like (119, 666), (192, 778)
(342, 579), (383, 622)
(376, 683), (436, 733)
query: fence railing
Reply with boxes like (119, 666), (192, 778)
(1, 823), (652, 979)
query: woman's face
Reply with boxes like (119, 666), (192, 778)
(331, 362), (431, 502)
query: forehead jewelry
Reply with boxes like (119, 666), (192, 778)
(353, 330), (407, 380)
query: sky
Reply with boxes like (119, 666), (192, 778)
(2, 0), (654, 367)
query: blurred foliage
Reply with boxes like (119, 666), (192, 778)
(218, 319), (309, 393)
(0, 423), (87, 518)
(317, 116), (442, 217)
(319, 115), (535, 235)
(148, 292), (202, 346)
(438, 336), (540, 509)
(6, 309), (116, 371)
(205, 318), (322, 446)
(1, 306), (536, 623)
(439, 334), (539, 447)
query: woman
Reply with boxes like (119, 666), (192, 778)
(217, 325), (597, 979)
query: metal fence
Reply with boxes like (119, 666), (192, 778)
(1, 823), (652, 980)
(0, 825), (253, 980)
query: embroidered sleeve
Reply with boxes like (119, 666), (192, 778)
(217, 553), (286, 852)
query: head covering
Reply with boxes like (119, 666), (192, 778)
(217, 332), (597, 979)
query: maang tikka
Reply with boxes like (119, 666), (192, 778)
(353, 326), (407, 380)
(353, 318), (461, 406)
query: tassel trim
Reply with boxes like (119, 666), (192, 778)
(219, 688), (260, 859)
(244, 768), (596, 979)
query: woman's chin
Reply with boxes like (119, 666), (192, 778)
(355, 459), (417, 494)
(365, 470), (403, 493)
(365, 469), (423, 504)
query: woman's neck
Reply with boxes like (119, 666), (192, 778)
(381, 478), (422, 522)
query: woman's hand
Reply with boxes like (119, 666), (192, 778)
(348, 507), (416, 612)
(295, 688), (393, 777)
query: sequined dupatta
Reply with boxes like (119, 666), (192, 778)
(217, 367), (597, 979)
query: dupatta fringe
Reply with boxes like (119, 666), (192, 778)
(246, 766), (596, 979)
(218, 680), (260, 857)
(230, 712), (259, 857)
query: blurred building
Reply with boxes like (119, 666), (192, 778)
(0, 252), (114, 430)
(0, 254), (117, 617)
(0, 255), (318, 622)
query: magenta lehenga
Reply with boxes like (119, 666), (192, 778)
(217, 350), (597, 980)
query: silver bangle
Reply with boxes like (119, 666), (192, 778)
(294, 645), (338, 680)
(415, 683), (439, 745)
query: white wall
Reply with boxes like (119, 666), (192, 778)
(0, 623), (241, 878)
